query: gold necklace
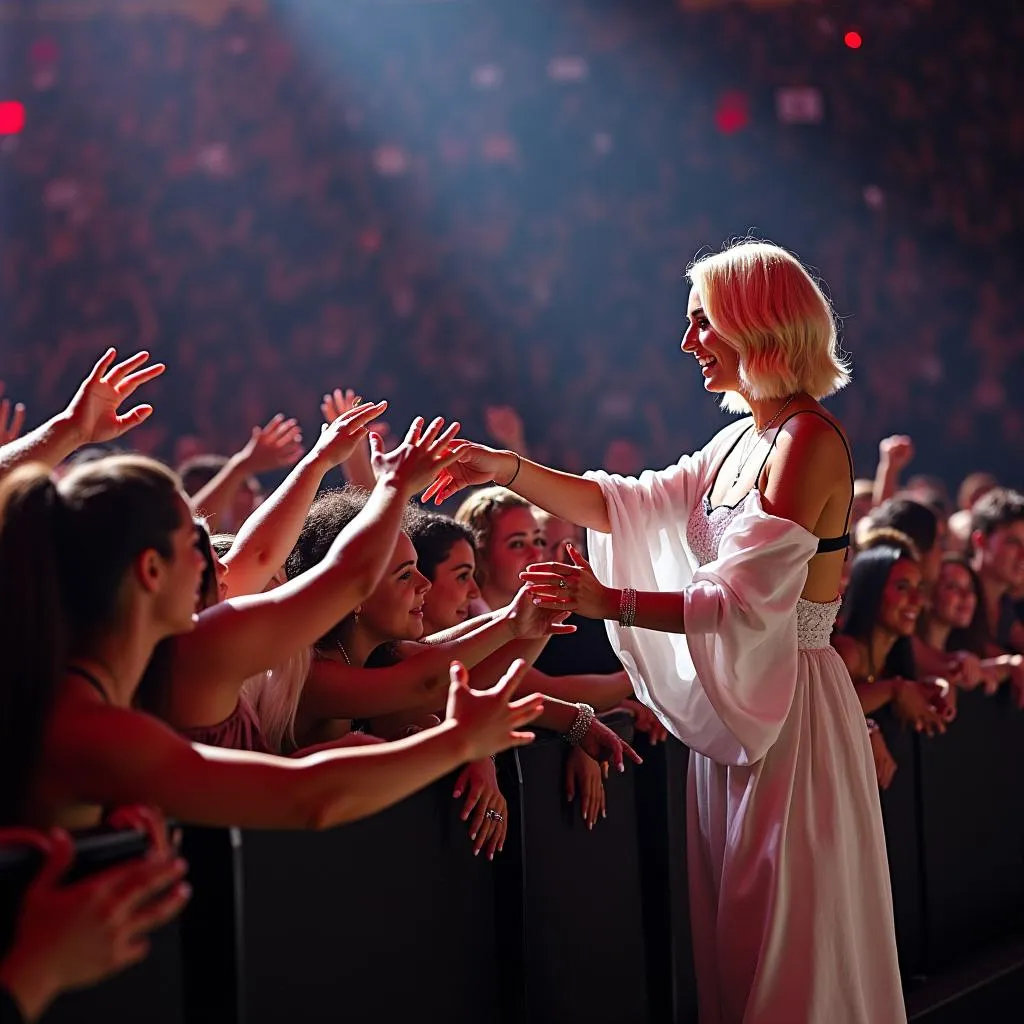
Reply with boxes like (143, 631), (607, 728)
(731, 395), (798, 485)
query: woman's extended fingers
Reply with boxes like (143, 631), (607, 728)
(427, 420), (462, 455)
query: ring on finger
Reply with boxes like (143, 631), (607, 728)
(558, 579), (568, 589)
(485, 808), (504, 823)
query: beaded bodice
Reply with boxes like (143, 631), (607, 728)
(686, 492), (841, 651)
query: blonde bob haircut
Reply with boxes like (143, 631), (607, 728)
(687, 240), (851, 414)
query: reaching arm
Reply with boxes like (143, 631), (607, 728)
(872, 435), (914, 508)
(422, 442), (611, 533)
(0, 349), (164, 482)
(223, 402), (388, 597)
(190, 414), (304, 531)
(47, 662), (544, 831)
(169, 417), (463, 715)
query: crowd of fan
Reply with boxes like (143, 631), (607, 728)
(1, 0), (1021, 484)
(0, 2), (1022, 1020)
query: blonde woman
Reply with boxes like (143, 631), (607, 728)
(427, 241), (905, 1023)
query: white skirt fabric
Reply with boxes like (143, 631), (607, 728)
(686, 631), (905, 1023)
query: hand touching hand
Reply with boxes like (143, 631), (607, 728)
(504, 586), (577, 640)
(238, 414), (304, 475)
(520, 543), (617, 621)
(63, 349), (166, 446)
(371, 416), (463, 497)
(892, 678), (947, 736)
(421, 441), (515, 505)
(444, 659), (544, 762)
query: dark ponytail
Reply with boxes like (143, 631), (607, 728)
(0, 467), (68, 826)
(0, 455), (183, 824)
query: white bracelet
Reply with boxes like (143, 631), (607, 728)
(619, 587), (637, 628)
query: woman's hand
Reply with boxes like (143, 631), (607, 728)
(372, 416), (463, 498)
(485, 405), (527, 454)
(869, 726), (898, 791)
(892, 678), (948, 736)
(565, 747), (605, 829)
(311, 399), (388, 469)
(421, 441), (515, 505)
(504, 586), (578, 640)
(0, 382), (26, 445)
(452, 758), (508, 859)
(445, 659), (545, 762)
(62, 348), (166, 446)
(0, 828), (190, 1021)
(619, 698), (669, 744)
(948, 650), (985, 691)
(236, 414), (304, 475)
(577, 717), (643, 775)
(520, 544), (617, 621)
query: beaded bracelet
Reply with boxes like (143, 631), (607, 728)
(619, 587), (637, 628)
(564, 702), (595, 746)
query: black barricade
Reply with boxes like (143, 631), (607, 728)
(237, 769), (504, 1024)
(0, 829), (184, 1024)
(876, 706), (926, 981)
(915, 687), (1024, 971)
(632, 735), (697, 1024)
(515, 714), (649, 1024)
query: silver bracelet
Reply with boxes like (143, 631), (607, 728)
(619, 587), (637, 628)
(565, 702), (595, 746)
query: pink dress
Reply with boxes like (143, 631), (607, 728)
(585, 421), (905, 1024)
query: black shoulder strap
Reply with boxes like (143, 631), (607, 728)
(67, 665), (111, 703)
(755, 409), (856, 531)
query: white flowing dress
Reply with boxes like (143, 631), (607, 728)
(585, 421), (905, 1024)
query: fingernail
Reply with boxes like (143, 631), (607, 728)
(180, 883), (193, 899)
(453, 790), (461, 798)
(602, 810), (607, 818)
(488, 853), (494, 861)
(470, 832), (476, 840)
(474, 848), (481, 857)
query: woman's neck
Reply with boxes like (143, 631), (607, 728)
(746, 393), (802, 434)
(340, 624), (391, 668)
(69, 622), (160, 707)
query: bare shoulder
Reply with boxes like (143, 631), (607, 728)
(761, 407), (851, 531)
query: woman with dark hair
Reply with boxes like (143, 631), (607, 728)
(0, 424), (544, 833)
(914, 555), (1002, 700)
(287, 493), (639, 854)
(832, 539), (949, 789)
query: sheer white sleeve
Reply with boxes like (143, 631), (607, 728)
(586, 468), (818, 766)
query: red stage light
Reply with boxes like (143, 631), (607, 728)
(0, 101), (25, 135)
(844, 31), (863, 50)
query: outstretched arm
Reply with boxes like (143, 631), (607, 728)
(0, 349), (164, 482)
(423, 442), (611, 533)
(223, 401), (388, 597)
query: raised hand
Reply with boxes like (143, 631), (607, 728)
(421, 441), (514, 505)
(445, 659), (545, 762)
(312, 399), (388, 468)
(372, 416), (463, 497)
(520, 543), (617, 621)
(322, 388), (392, 447)
(485, 405), (526, 453)
(63, 349), (166, 445)
(239, 413), (304, 475)
(879, 435), (914, 472)
(0, 382), (26, 445)
(504, 586), (577, 640)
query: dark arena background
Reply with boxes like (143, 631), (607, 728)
(0, 1), (1022, 1023)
